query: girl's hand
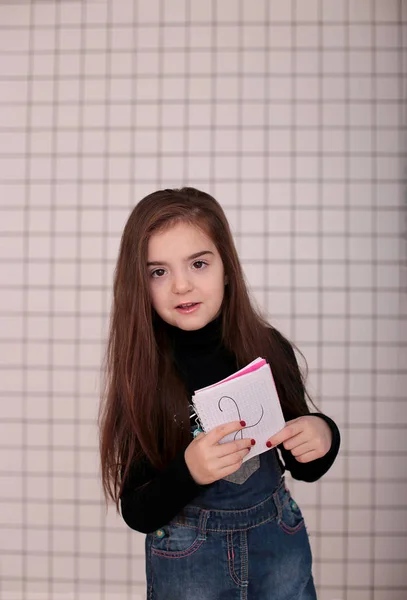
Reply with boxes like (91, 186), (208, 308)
(266, 416), (332, 463)
(185, 421), (254, 485)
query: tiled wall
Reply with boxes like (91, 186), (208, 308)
(0, 1), (406, 599)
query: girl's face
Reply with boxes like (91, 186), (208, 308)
(147, 221), (226, 330)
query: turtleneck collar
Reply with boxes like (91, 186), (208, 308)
(159, 313), (223, 350)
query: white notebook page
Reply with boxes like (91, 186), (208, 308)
(192, 363), (285, 462)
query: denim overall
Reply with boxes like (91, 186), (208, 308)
(145, 445), (317, 599)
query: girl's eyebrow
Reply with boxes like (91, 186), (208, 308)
(147, 250), (214, 267)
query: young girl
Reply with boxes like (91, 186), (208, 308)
(99, 187), (340, 600)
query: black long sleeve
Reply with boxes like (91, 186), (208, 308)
(279, 413), (341, 482)
(121, 449), (207, 534)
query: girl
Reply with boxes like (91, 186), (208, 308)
(99, 187), (340, 600)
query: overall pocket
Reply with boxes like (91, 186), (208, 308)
(278, 490), (305, 535)
(150, 522), (205, 558)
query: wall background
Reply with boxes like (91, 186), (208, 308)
(0, 1), (406, 599)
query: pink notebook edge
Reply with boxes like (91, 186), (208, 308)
(194, 357), (267, 394)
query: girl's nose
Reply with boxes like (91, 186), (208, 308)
(172, 273), (193, 294)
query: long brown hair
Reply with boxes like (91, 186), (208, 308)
(99, 187), (313, 508)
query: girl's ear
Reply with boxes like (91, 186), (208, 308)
(224, 275), (229, 285)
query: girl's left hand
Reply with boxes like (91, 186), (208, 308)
(266, 416), (332, 463)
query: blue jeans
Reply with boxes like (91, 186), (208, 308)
(146, 479), (316, 600)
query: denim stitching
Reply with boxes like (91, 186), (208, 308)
(279, 520), (305, 535)
(240, 529), (249, 599)
(185, 478), (286, 516)
(227, 530), (242, 587)
(151, 537), (205, 559)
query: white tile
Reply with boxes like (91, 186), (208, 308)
(319, 534), (345, 561)
(322, 318), (347, 343)
(322, 290), (346, 315)
(320, 507), (345, 534)
(322, 25), (346, 49)
(243, 1), (267, 23)
(242, 48), (268, 74)
(349, 264), (374, 288)
(294, 262), (319, 287)
(377, 103), (400, 127)
(269, 290), (292, 315)
(348, 1), (373, 22)
(348, 455), (373, 480)
(376, 24), (400, 49)
(294, 235), (319, 260)
(322, 263), (347, 288)
(0, 474), (23, 501)
(347, 560), (372, 587)
(268, 76), (292, 101)
(375, 561), (407, 587)
(52, 474), (77, 501)
(377, 236), (402, 263)
(377, 373), (406, 399)
(53, 501), (76, 527)
(26, 553), (51, 581)
(189, 53), (212, 77)
(320, 481), (346, 506)
(348, 427), (373, 452)
(241, 102), (265, 127)
(349, 102), (373, 127)
(239, 235), (264, 261)
(241, 155), (266, 179)
(52, 369), (77, 395)
(377, 319), (402, 343)
(375, 482), (407, 509)
(348, 507), (374, 534)
(349, 291), (373, 316)
(375, 0), (399, 21)
(295, 290), (320, 316)
(26, 340), (49, 367)
(267, 236), (291, 260)
(377, 49), (399, 75)
(268, 263), (292, 288)
(318, 560), (345, 587)
(294, 209), (318, 234)
(375, 534), (407, 561)
(321, 345), (346, 370)
(322, 50), (344, 74)
(348, 399), (374, 425)
(376, 400), (407, 425)
(374, 590), (407, 600)
(78, 555), (102, 581)
(349, 318), (374, 343)
(321, 372), (346, 398)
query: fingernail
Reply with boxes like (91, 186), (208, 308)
(266, 441), (272, 448)
(251, 439), (256, 446)
(240, 420), (246, 427)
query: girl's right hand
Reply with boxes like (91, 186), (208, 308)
(184, 421), (254, 485)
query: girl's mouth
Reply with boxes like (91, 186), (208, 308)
(175, 302), (201, 314)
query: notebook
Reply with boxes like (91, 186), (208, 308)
(191, 358), (285, 462)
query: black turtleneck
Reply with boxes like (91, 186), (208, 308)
(120, 316), (341, 534)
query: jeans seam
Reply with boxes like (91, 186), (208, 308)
(227, 531), (244, 588)
(151, 538), (205, 559)
(240, 529), (249, 599)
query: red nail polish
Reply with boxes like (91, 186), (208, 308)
(266, 441), (272, 448)
(251, 439), (256, 446)
(240, 420), (246, 427)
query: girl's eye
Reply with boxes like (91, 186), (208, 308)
(151, 268), (166, 278)
(192, 260), (208, 270)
